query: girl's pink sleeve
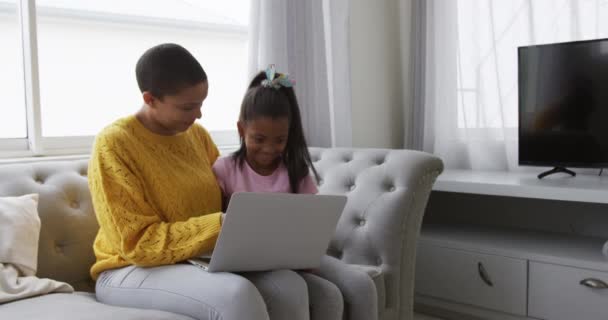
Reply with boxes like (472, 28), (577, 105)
(299, 174), (319, 194)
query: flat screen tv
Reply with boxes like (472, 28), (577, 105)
(518, 38), (608, 178)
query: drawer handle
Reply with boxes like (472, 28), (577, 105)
(580, 278), (608, 289)
(478, 262), (494, 287)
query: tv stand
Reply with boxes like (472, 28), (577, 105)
(537, 166), (576, 179)
(416, 170), (608, 320)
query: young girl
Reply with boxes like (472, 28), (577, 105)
(212, 65), (344, 320)
(212, 65), (319, 203)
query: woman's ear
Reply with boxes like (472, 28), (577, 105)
(237, 121), (245, 138)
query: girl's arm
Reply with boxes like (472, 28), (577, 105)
(298, 173), (319, 194)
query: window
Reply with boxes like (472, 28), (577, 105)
(0, 0), (27, 141)
(454, 0), (608, 130)
(1, 0), (249, 158)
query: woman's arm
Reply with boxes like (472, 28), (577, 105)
(89, 135), (222, 266)
(211, 156), (230, 212)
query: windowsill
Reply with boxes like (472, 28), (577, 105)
(0, 154), (90, 165)
(218, 145), (239, 155)
(0, 144), (240, 165)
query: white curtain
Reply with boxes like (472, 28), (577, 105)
(248, 0), (352, 147)
(412, 0), (608, 171)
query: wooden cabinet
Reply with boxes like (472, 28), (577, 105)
(416, 170), (608, 320)
(529, 262), (608, 320)
(416, 245), (527, 316)
(415, 224), (608, 320)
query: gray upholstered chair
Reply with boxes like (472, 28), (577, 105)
(0, 147), (443, 320)
(310, 148), (443, 320)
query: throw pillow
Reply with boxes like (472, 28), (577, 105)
(0, 193), (74, 304)
(0, 194), (40, 276)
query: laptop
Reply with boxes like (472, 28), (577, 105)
(187, 192), (347, 273)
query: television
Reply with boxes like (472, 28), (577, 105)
(518, 38), (608, 179)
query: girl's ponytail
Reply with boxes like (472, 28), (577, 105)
(281, 83), (319, 193)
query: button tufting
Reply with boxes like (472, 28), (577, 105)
(358, 219), (366, 226)
(69, 201), (80, 209)
(389, 186), (396, 192)
(349, 184), (356, 191)
(318, 179), (324, 186)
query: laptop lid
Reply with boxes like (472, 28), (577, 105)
(206, 192), (346, 273)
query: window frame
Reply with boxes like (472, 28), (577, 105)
(1, 0), (242, 159)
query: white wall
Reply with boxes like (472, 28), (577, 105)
(349, 0), (412, 148)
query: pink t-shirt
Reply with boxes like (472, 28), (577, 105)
(212, 156), (318, 203)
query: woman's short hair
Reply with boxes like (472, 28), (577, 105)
(135, 43), (207, 99)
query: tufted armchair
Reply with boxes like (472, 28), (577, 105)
(0, 147), (443, 320)
(310, 148), (443, 320)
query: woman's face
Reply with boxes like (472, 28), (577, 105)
(239, 116), (290, 174)
(147, 81), (208, 135)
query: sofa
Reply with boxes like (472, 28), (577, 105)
(0, 147), (443, 320)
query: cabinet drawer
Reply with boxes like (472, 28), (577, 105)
(415, 244), (527, 316)
(529, 262), (608, 320)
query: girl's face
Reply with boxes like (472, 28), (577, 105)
(239, 116), (289, 174)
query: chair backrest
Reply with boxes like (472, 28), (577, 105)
(309, 147), (443, 318)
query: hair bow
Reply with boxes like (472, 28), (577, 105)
(261, 64), (295, 89)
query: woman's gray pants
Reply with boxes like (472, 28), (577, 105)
(96, 263), (342, 320)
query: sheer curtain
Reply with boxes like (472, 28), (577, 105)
(412, 0), (608, 171)
(248, 0), (352, 147)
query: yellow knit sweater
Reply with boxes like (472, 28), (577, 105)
(88, 115), (223, 279)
